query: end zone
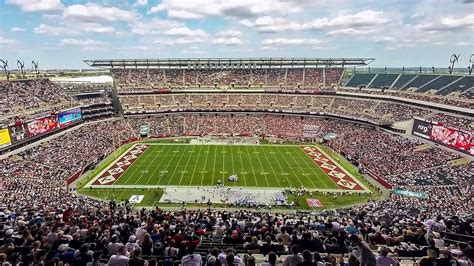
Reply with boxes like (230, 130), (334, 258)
(302, 146), (369, 192)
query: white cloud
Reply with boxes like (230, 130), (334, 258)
(164, 26), (208, 38)
(159, 26), (209, 44)
(212, 37), (243, 46)
(212, 30), (243, 45)
(153, 36), (206, 45)
(167, 10), (205, 20)
(240, 10), (391, 33)
(181, 46), (205, 54)
(11, 27), (26, 32)
(34, 22), (118, 35)
(215, 30), (242, 38)
(0, 36), (16, 46)
(60, 38), (105, 47)
(261, 38), (324, 49)
(63, 3), (137, 22)
(239, 16), (304, 32)
(149, 0), (301, 18)
(34, 23), (64, 35)
(5, 0), (63, 12)
(419, 14), (474, 31)
(130, 18), (182, 35)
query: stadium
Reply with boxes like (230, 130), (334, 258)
(0, 1), (473, 265)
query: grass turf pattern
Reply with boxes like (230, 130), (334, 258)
(113, 144), (339, 189)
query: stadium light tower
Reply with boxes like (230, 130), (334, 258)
(448, 54), (460, 74)
(17, 60), (25, 78)
(0, 59), (10, 81)
(32, 61), (40, 77)
(468, 54), (473, 75)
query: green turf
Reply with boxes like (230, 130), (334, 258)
(112, 144), (339, 189)
(78, 188), (164, 207)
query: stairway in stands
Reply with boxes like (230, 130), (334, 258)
(448, 157), (470, 166)
(413, 143), (433, 152)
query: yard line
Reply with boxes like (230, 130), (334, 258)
(148, 145), (178, 186)
(221, 145), (226, 186)
(229, 146), (236, 187)
(268, 147), (293, 187)
(261, 146), (283, 188)
(282, 146), (319, 189)
(251, 146), (271, 187)
(144, 145), (173, 185)
(212, 145), (218, 186)
(200, 145), (211, 186)
(237, 146), (248, 187)
(177, 145), (196, 185)
(166, 145), (190, 185)
(189, 145), (203, 185)
(244, 146), (260, 187)
(276, 147), (305, 188)
(133, 147), (162, 186)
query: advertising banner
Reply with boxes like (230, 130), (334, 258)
(392, 189), (427, 199)
(9, 123), (29, 143)
(411, 119), (433, 139)
(0, 128), (12, 148)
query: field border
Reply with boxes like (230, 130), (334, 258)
(85, 143), (370, 193)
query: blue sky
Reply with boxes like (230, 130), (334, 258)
(0, 0), (473, 69)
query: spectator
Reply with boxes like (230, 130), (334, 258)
(108, 246), (129, 266)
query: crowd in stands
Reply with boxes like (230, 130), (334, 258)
(428, 113), (473, 130)
(0, 114), (472, 265)
(76, 95), (112, 106)
(339, 88), (473, 109)
(0, 79), (71, 116)
(0, 75), (472, 265)
(111, 68), (343, 91)
(0, 120), (135, 211)
(120, 93), (445, 125)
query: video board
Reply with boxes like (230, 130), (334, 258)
(412, 118), (473, 155)
(27, 115), (60, 137)
(59, 108), (82, 127)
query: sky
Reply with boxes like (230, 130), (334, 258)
(0, 0), (473, 69)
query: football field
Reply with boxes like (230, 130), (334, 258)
(88, 143), (368, 192)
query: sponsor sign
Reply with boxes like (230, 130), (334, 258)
(392, 189), (427, 199)
(0, 128), (12, 148)
(411, 119), (432, 139)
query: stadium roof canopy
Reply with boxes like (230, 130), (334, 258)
(83, 58), (375, 69)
